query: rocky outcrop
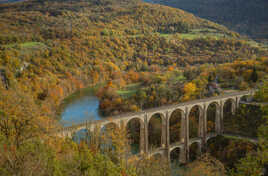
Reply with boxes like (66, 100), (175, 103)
(0, 69), (9, 90)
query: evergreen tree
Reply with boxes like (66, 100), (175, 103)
(250, 67), (258, 83)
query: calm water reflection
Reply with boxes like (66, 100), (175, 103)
(60, 96), (102, 127)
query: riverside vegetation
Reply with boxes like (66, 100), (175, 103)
(0, 0), (268, 175)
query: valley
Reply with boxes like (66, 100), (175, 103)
(0, 0), (267, 175)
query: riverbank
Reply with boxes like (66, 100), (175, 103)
(56, 82), (103, 122)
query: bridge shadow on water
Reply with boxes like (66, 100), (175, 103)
(72, 123), (118, 153)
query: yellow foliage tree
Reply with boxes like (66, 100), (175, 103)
(182, 82), (197, 101)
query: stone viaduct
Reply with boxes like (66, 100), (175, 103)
(57, 90), (255, 163)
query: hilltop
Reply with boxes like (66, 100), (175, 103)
(145, 0), (268, 41)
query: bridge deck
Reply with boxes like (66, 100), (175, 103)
(59, 90), (253, 131)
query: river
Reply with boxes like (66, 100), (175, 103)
(59, 89), (104, 143)
(60, 86), (103, 127)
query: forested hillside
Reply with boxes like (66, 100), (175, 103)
(0, 0), (267, 115)
(144, 0), (268, 41)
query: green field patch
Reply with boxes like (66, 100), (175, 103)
(158, 33), (172, 37)
(2, 42), (46, 49)
(178, 32), (226, 40)
(1, 42), (48, 57)
(117, 89), (137, 97)
(175, 27), (231, 40)
(124, 27), (231, 41)
(116, 82), (143, 98)
(191, 28), (218, 33)
(124, 83), (142, 89)
(20, 42), (46, 48)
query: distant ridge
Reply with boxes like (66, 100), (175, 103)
(144, 0), (268, 40)
(0, 0), (25, 4)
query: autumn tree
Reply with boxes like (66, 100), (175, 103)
(178, 153), (225, 176)
(182, 82), (198, 101)
(0, 86), (57, 175)
(135, 155), (170, 176)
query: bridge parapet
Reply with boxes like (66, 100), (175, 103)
(57, 90), (254, 135)
(55, 90), (257, 163)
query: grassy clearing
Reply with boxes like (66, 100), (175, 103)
(178, 27), (234, 40)
(117, 82), (142, 98)
(178, 32), (226, 40)
(124, 83), (142, 89)
(158, 27), (231, 40)
(1, 42), (48, 56)
(2, 42), (46, 49)
(191, 28), (218, 33)
(117, 89), (137, 97)
(122, 27), (233, 41)
(159, 33), (173, 38)
(20, 42), (46, 48)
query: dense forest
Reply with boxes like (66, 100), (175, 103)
(0, 0), (267, 116)
(0, 0), (267, 175)
(144, 0), (268, 41)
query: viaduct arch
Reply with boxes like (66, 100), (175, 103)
(56, 90), (255, 163)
